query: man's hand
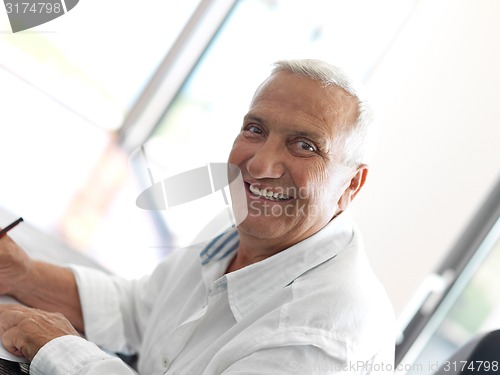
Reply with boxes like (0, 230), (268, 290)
(0, 304), (79, 361)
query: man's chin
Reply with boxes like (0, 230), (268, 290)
(236, 215), (282, 239)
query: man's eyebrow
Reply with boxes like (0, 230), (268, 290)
(243, 113), (267, 125)
(289, 129), (328, 145)
(290, 130), (321, 138)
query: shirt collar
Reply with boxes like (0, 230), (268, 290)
(199, 210), (356, 321)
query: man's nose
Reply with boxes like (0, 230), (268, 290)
(246, 139), (285, 179)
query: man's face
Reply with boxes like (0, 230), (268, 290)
(228, 71), (364, 247)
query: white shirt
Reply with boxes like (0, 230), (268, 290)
(31, 210), (395, 375)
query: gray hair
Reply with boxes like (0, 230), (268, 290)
(271, 59), (375, 166)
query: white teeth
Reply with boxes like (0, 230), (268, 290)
(249, 185), (290, 200)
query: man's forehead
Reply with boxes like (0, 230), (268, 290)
(253, 71), (357, 111)
(248, 73), (358, 133)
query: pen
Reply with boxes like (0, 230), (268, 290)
(0, 217), (24, 238)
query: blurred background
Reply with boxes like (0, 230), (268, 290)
(1, 0), (499, 372)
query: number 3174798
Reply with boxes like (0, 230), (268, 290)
(5, 2), (62, 14)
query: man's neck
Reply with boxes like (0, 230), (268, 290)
(224, 228), (309, 273)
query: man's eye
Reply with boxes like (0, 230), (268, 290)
(245, 125), (263, 134)
(297, 140), (316, 152)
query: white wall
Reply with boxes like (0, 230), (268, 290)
(352, 0), (500, 316)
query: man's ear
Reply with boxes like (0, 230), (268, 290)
(337, 165), (369, 212)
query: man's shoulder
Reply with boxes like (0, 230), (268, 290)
(283, 243), (395, 348)
(148, 243), (204, 285)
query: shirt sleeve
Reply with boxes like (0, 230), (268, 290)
(68, 249), (192, 356)
(30, 335), (137, 375)
(69, 265), (152, 355)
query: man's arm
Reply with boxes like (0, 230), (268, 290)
(0, 235), (84, 332)
(0, 235), (140, 372)
(9, 261), (84, 332)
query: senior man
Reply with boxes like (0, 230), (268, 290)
(0, 59), (395, 374)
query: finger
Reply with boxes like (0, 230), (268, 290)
(0, 304), (26, 321)
(0, 305), (26, 335)
(0, 304), (28, 313)
(1, 328), (25, 358)
(0, 303), (30, 317)
(0, 306), (30, 358)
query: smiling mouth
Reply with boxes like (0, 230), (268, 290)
(248, 184), (293, 201)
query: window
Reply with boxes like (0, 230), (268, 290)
(0, 0), (201, 277)
(1, 0), (201, 127)
(397, 180), (500, 373)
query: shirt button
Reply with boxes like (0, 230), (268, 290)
(162, 357), (171, 369)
